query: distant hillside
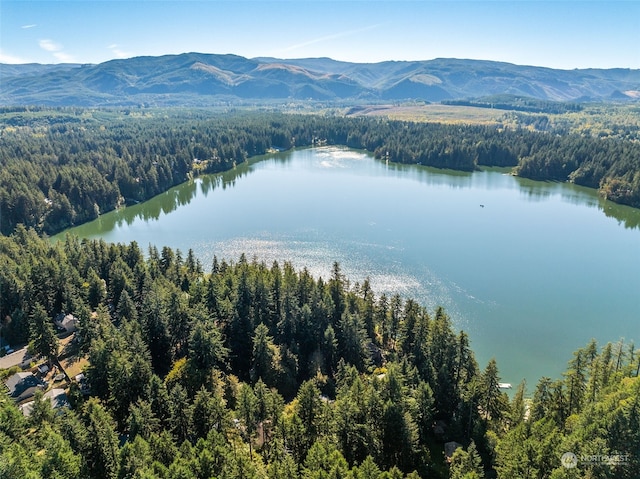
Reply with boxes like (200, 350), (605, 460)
(1, 53), (639, 106)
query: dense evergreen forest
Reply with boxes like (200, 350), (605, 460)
(441, 96), (584, 114)
(1, 107), (639, 236)
(1, 107), (639, 478)
(0, 227), (638, 478)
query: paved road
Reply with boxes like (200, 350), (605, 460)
(0, 347), (32, 370)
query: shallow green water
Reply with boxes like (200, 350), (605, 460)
(55, 147), (640, 388)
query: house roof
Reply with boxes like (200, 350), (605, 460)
(19, 389), (69, 417)
(4, 372), (34, 394)
(4, 372), (46, 401)
(45, 388), (69, 408)
(13, 385), (46, 403)
(56, 314), (78, 329)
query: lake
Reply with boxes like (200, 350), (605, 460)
(55, 146), (640, 389)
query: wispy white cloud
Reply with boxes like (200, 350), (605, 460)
(21, 24), (37, 29)
(279, 24), (382, 54)
(0, 49), (30, 64)
(53, 51), (76, 62)
(39, 39), (62, 52)
(108, 44), (133, 59)
(39, 39), (76, 62)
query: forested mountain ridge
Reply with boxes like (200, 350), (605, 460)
(2, 53), (640, 105)
(0, 227), (638, 478)
(1, 109), (639, 237)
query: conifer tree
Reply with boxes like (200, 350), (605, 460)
(82, 399), (120, 479)
(28, 302), (59, 362)
(450, 441), (484, 479)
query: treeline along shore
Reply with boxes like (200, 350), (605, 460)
(1, 107), (639, 236)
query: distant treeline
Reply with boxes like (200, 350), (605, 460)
(1, 108), (639, 235)
(442, 95), (584, 114)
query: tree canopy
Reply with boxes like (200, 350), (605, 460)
(0, 228), (638, 478)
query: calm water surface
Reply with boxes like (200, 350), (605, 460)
(56, 147), (640, 388)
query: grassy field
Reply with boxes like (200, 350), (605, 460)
(344, 102), (640, 141)
(344, 103), (507, 125)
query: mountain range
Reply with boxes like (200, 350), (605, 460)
(1, 52), (639, 106)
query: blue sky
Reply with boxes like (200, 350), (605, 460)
(1, 1), (639, 69)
